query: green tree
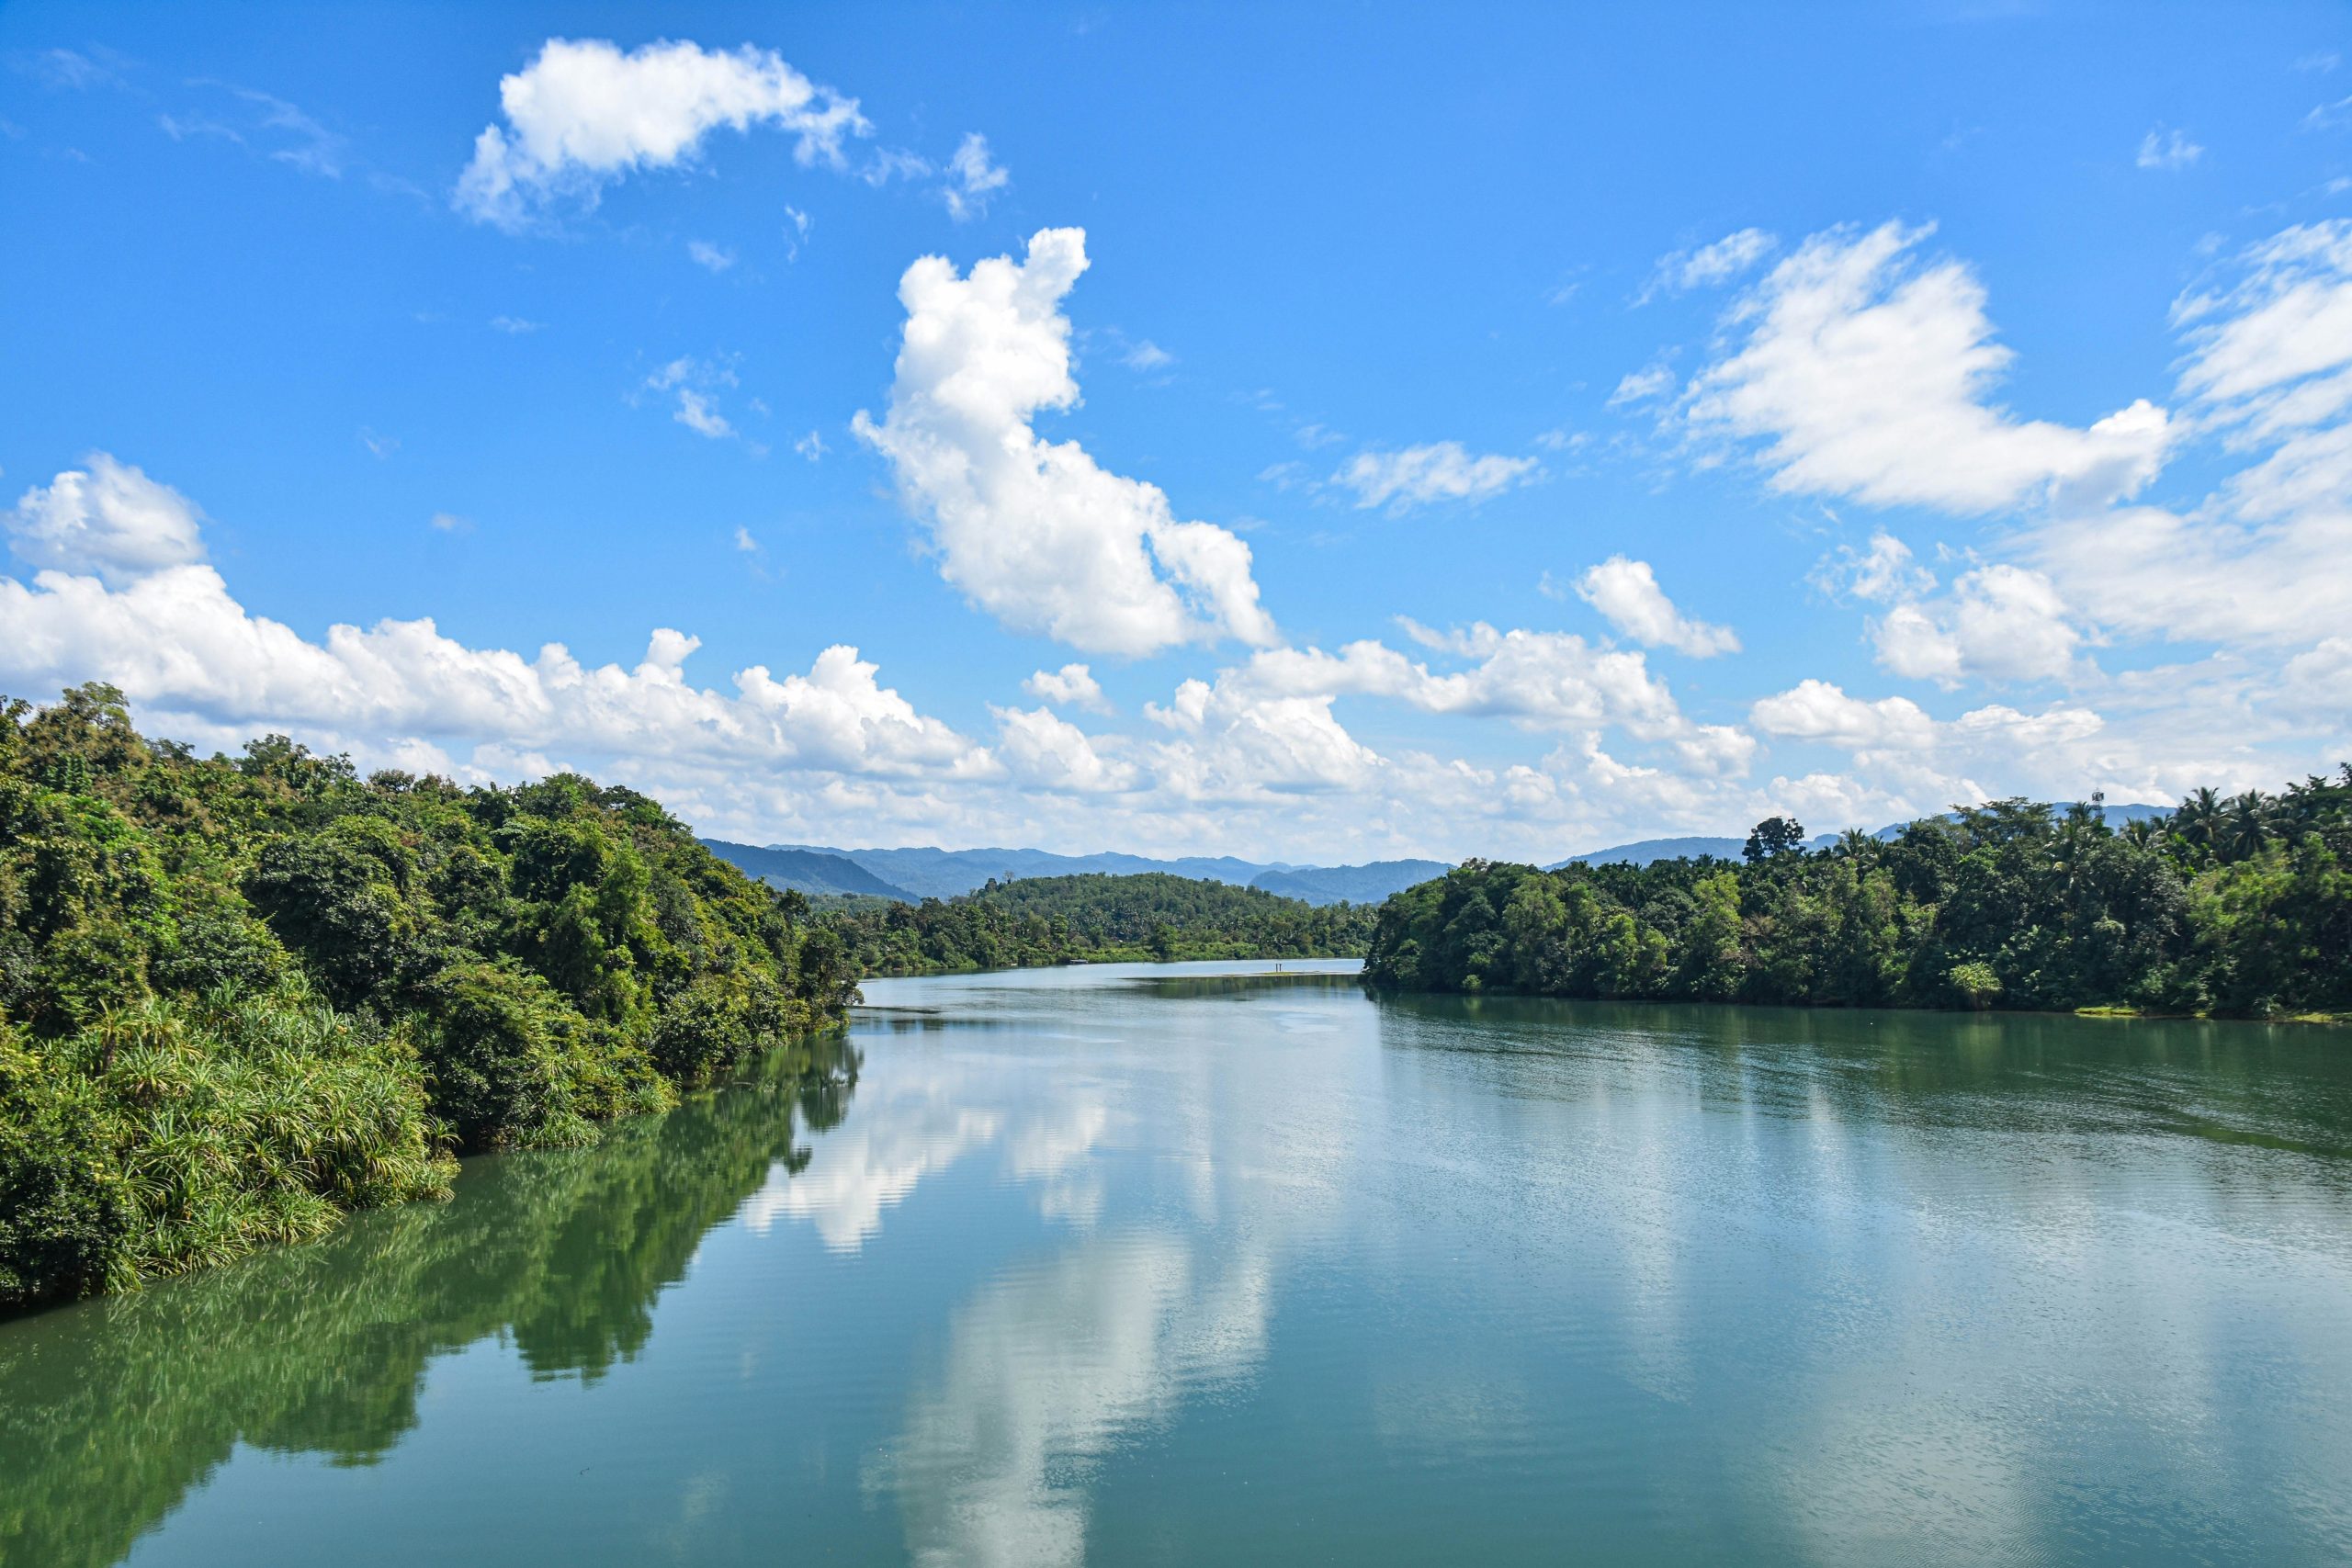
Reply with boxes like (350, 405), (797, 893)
(1743, 816), (1807, 863)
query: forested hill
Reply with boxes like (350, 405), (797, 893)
(820, 872), (1374, 975)
(1, 685), (859, 1309)
(1363, 782), (2352, 1019)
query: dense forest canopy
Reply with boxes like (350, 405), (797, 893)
(0, 686), (857, 1308)
(1363, 780), (2352, 1019)
(819, 871), (1374, 975)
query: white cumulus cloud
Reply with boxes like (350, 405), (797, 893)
(644, 355), (741, 441)
(1143, 677), (1384, 799)
(1574, 556), (1740, 657)
(1870, 564), (2087, 688)
(854, 227), (1276, 656)
(991, 705), (1133, 792)
(455, 38), (870, 230)
(1232, 626), (1755, 776)
(7, 455), (207, 585)
(1121, 339), (1173, 372)
(2, 457), (989, 784)
(1752, 679), (1938, 750)
(1023, 662), (1111, 714)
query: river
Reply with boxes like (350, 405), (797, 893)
(4, 960), (2349, 1566)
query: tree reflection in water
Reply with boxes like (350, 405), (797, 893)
(0, 1032), (856, 1568)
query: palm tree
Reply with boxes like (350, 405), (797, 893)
(2051, 810), (2100, 900)
(2222, 791), (2270, 863)
(2176, 786), (2223, 856)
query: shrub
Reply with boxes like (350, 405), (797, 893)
(1944, 961), (2003, 1010)
(420, 961), (670, 1149)
(0, 990), (455, 1305)
(0, 1032), (125, 1303)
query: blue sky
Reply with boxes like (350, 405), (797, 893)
(5, 2), (2350, 861)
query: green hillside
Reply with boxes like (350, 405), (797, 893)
(0, 685), (857, 1309)
(822, 871), (1374, 975)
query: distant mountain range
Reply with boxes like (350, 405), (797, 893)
(1555, 835), (1750, 867)
(1249, 860), (1452, 904)
(705, 804), (2177, 906)
(693, 841), (918, 900)
(698, 840), (1447, 907)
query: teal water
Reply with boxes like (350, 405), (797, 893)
(5, 961), (2351, 1566)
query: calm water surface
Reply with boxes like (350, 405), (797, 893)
(6, 961), (2352, 1566)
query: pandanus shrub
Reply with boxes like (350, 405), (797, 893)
(2, 987), (453, 1303)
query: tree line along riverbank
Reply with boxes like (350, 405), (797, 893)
(1360, 785), (2352, 1020)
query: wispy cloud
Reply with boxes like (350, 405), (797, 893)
(167, 80), (347, 177)
(1636, 228), (1776, 304)
(2305, 94), (2352, 131)
(1331, 442), (1539, 513)
(644, 355), (745, 444)
(943, 131), (1010, 220)
(21, 47), (128, 91)
(674, 389), (732, 439)
(1609, 363), (1676, 406)
(2136, 126), (2203, 170)
(1680, 220), (2172, 514)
